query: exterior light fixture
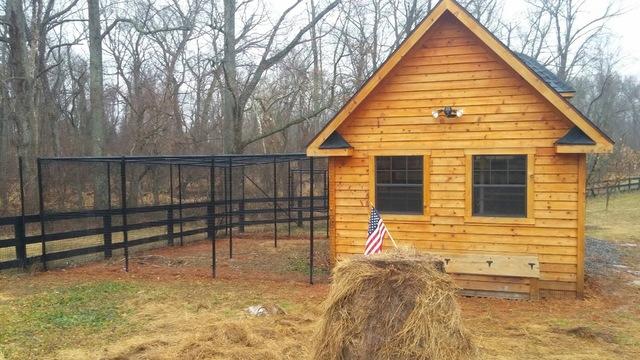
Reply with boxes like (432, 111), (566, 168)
(432, 106), (464, 119)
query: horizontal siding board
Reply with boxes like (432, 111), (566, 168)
(329, 16), (581, 298)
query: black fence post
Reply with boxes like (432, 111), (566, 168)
(178, 164), (184, 246)
(103, 215), (112, 258)
(324, 169), (329, 238)
(207, 161), (214, 239)
(16, 157), (27, 268)
(309, 157), (315, 285)
(223, 167), (228, 236)
(168, 164), (174, 246)
(14, 221), (27, 268)
(273, 158), (278, 248)
(297, 167), (303, 227)
(228, 157), (233, 258)
(120, 157), (129, 272)
(104, 162), (113, 258)
(287, 160), (292, 237)
(37, 158), (47, 271)
(211, 158), (216, 278)
(239, 165), (245, 233)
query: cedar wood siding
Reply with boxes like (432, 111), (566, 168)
(328, 13), (583, 298)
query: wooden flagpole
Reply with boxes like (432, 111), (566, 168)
(369, 201), (398, 249)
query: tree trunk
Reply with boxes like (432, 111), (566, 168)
(88, 0), (107, 209)
(6, 0), (37, 192)
(88, 0), (105, 156)
(222, 0), (241, 154)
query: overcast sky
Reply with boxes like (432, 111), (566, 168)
(266, 0), (640, 78)
(502, 0), (640, 78)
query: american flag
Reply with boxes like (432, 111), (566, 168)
(365, 207), (388, 256)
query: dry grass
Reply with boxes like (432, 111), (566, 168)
(587, 191), (640, 244)
(313, 249), (476, 360)
(0, 195), (639, 359)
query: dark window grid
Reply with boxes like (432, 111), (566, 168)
(473, 187), (527, 217)
(474, 156), (526, 172)
(375, 156), (423, 214)
(376, 185), (423, 214)
(472, 155), (528, 217)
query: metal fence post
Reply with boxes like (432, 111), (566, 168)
(16, 157), (27, 268)
(211, 158), (216, 278)
(120, 157), (129, 272)
(104, 161), (113, 258)
(207, 161), (215, 239)
(37, 158), (47, 271)
(223, 167), (228, 236)
(273, 158), (278, 248)
(168, 164), (174, 246)
(287, 160), (292, 237)
(324, 169), (329, 238)
(239, 165), (245, 233)
(309, 157), (315, 285)
(228, 157), (233, 258)
(297, 167), (303, 227)
(178, 164), (184, 246)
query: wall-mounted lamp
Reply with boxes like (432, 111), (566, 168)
(432, 106), (464, 119)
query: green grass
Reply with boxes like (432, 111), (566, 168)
(0, 281), (137, 359)
(285, 255), (329, 276)
(587, 191), (640, 244)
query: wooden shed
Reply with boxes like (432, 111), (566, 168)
(306, 0), (614, 299)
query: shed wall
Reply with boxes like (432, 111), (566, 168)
(329, 14), (583, 298)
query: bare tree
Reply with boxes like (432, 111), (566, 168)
(219, 0), (340, 154)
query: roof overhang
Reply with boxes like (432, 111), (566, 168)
(305, 0), (614, 156)
(309, 131), (353, 156)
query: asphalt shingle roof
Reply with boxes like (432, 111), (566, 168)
(319, 131), (351, 149)
(556, 126), (596, 145)
(515, 53), (575, 94)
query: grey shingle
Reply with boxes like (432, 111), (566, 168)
(319, 131), (351, 149)
(515, 53), (575, 94)
(556, 126), (596, 145)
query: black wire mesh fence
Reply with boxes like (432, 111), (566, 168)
(0, 155), (328, 283)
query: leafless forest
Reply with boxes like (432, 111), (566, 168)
(1, 0), (639, 215)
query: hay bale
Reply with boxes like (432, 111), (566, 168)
(312, 249), (477, 360)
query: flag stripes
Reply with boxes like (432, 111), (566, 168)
(365, 207), (388, 256)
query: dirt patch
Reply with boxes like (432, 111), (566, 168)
(555, 326), (617, 343)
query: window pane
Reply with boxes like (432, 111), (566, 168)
(407, 156), (422, 170)
(407, 170), (422, 184)
(473, 186), (526, 217)
(509, 156), (526, 170)
(391, 170), (406, 183)
(472, 155), (527, 217)
(377, 170), (391, 184)
(474, 156), (490, 171)
(376, 157), (391, 170)
(491, 157), (508, 171)
(508, 171), (526, 185)
(491, 170), (508, 184)
(375, 156), (424, 214)
(391, 157), (407, 170)
(473, 170), (490, 185)
(377, 185), (422, 213)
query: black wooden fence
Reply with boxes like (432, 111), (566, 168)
(0, 154), (328, 284)
(587, 177), (640, 197)
(0, 196), (326, 271)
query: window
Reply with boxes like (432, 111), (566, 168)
(472, 155), (527, 217)
(375, 156), (423, 214)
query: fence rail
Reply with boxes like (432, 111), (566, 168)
(587, 177), (640, 197)
(1, 154), (328, 285)
(0, 195), (327, 271)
